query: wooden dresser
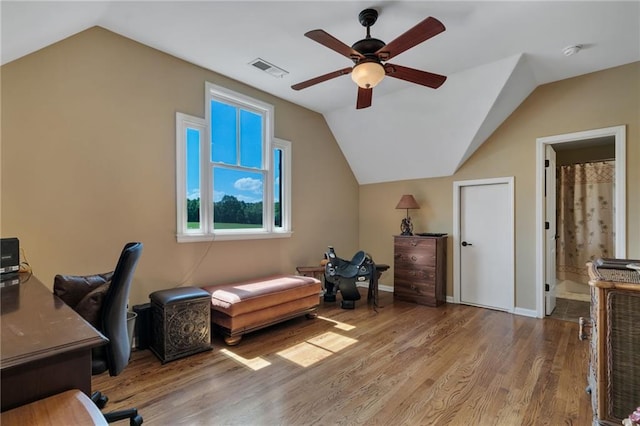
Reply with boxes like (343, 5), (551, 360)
(584, 259), (640, 426)
(393, 235), (447, 306)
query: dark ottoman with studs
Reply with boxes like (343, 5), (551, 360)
(149, 287), (212, 363)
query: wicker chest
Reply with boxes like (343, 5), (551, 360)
(393, 235), (447, 306)
(585, 260), (640, 426)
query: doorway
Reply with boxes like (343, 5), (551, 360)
(535, 126), (627, 318)
(453, 177), (515, 312)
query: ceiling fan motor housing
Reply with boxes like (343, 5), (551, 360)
(351, 38), (386, 63)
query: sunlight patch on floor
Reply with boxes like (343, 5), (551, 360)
(276, 331), (358, 367)
(317, 315), (356, 331)
(219, 348), (271, 371)
(219, 317), (358, 370)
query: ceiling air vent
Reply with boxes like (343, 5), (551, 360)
(249, 58), (289, 78)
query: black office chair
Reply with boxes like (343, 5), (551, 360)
(53, 242), (144, 426)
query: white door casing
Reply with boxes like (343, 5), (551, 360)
(453, 177), (515, 312)
(545, 145), (557, 315)
(535, 125), (626, 318)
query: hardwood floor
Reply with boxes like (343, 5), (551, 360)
(93, 289), (592, 425)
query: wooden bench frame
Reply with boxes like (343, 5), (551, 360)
(202, 275), (322, 345)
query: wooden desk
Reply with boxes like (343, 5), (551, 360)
(0, 274), (107, 412)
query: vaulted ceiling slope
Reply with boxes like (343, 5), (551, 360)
(2, 2), (639, 184)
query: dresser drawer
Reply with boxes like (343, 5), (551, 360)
(394, 266), (436, 283)
(394, 247), (436, 267)
(394, 236), (435, 250)
(394, 280), (437, 306)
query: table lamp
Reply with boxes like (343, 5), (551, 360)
(395, 194), (420, 236)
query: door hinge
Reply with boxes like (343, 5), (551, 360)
(545, 221), (550, 230)
(545, 159), (550, 167)
(545, 283), (550, 291)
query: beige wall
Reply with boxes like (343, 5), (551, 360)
(1, 27), (360, 305)
(360, 62), (640, 311)
(2, 27), (638, 311)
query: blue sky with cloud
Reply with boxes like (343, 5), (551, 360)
(186, 104), (280, 204)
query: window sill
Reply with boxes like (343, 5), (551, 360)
(177, 230), (293, 243)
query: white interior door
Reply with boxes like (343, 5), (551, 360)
(545, 145), (557, 315)
(458, 179), (514, 312)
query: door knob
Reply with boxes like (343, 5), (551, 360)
(462, 241), (473, 247)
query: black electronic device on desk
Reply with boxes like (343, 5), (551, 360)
(1, 238), (20, 287)
(415, 233), (448, 237)
(0, 273), (21, 288)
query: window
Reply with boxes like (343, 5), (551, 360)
(176, 83), (291, 242)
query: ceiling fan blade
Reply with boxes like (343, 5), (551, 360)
(291, 67), (353, 91)
(375, 17), (445, 61)
(384, 63), (447, 89)
(305, 30), (364, 60)
(356, 87), (373, 109)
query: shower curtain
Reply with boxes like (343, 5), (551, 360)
(557, 160), (615, 284)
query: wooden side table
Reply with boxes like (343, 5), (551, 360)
(296, 264), (389, 282)
(295, 266), (325, 283)
(297, 264), (389, 305)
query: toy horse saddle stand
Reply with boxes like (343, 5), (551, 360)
(324, 247), (379, 309)
(327, 250), (367, 279)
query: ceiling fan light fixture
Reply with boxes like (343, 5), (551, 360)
(351, 61), (385, 89)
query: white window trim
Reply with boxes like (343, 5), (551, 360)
(176, 112), (206, 237)
(176, 84), (292, 242)
(274, 137), (292, 232)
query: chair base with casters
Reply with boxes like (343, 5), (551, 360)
(90, 391), (143, 425)
(323, 246), (379, 309)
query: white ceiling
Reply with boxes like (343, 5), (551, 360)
(2, 1), (639, 184)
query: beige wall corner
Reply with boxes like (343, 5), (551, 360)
(359, 61), (640, 311)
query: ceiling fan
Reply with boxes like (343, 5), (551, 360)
(291, 8), (447, 109)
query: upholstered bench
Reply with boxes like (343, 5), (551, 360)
(201, 275), (322, 345)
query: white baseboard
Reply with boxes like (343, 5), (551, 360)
(440, 296), (541, 318)
(355, 286), (538, 318)
(356, 282), (393, 292)
(513, 307), (539, 318)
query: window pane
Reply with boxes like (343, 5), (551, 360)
(240, 109), (262, 168)
(213, 167), (264, 229)
(186, 127), (201, 229)
(211, 100), (237, 164)
(274, 148), (282, 227)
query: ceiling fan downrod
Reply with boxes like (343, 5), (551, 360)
(359, 8), (378, 38)
(352, 9), (385, 59)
